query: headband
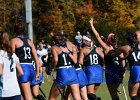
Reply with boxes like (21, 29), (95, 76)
(83, 35), (91, 41)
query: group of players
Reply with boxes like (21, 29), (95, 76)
(48, 18), (140, 100)
(0, 17), (140, 100)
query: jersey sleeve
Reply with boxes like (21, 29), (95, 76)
(0, 55), (3, 64)
(45, 49), (48, 55)
(36, 50), (39, 54)
(12, 53), (20, 64)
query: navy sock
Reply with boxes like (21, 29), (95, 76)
(36, 94), (46, 100)
(88, 93), (97, 100)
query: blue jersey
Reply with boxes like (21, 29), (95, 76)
(127, 44), (140, 66)
(127, 44), (140, 82)
(56, 52), (72, 67)
(56, 42), (73, 67)
(84, 47), (102, 67)
(105, 49), (124, 84)
(15, 37), (33, 63)
(15, 37), (42, 85)
(55, 42), (79, 86)
(104, 52), (121, 67)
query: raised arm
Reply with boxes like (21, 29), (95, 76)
(111, 45), (131, 59)
(89, 18), (109, 52)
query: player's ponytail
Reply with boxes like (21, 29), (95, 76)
(107, 33), (118, 45)
(0, 31), (12, 59)
(14, 17), (25, 35)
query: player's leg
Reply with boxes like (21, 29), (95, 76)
(48, 84), (61, 100)
(80, 86), (88, 100)
(19, 82), (32, 100)
(70, 84), (81, 100)
(106, 83), (120, 100)
(128, 82), (140, 100)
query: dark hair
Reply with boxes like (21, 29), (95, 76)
(51, 34), (65, 44)
(62, 34), (68, 41)
(125, 32), (136, 47)
(111, 35), (118, 43)
(0, 31), (12, 59)
(14, 18), (25, 35)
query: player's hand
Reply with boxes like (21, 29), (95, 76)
(60, 47), (69, 53)
(89, 17), (93, 25)
(46, 69), (52, 75)
(36, 73), (40, 81)
(74, 63), (82, 69)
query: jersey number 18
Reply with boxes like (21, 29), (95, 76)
(89, 54), (98, 64)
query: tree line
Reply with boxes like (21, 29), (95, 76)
(0, 0), (140, 44)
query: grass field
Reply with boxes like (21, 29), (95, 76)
(38, 70), (131, 100)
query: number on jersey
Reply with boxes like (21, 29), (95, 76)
(132, 52), (140, 62)
(113, 57), (119, 65)
(89, 54), (98, 64)
(23, 47), (31, 59)
(10, 58), (14, 72)
(62, 54), (71, 65)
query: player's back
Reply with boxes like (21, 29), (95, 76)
(0, 50), (20, 97)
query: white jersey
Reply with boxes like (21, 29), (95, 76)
(0, 50), (21, 97)
(75, 35), (82, 43)
(37, 49), (48, 61)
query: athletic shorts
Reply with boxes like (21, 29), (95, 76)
(76, 68), (88, 87)
(55, 66), (79, 86)
(129, 65), (140, 82)
(18, 64), (42, 85)
(30, 73), (43, 86)
(0, 95), (21, 100)
(105, 65), (124, 84)
(85, 65), (104, 84)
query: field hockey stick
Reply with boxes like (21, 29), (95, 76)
(121, 83), (128, 100)
(39, 87), (47, 98)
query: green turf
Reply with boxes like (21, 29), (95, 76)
(38, 70), (131, 100)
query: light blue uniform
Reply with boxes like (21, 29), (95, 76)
(0, 50), (21, 99)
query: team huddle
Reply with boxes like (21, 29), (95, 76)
(0, 17), (140, 100)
